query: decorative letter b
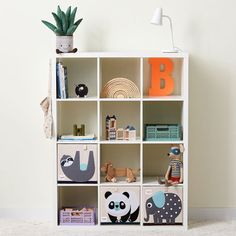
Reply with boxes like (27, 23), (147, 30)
(148, 58), (174, 96)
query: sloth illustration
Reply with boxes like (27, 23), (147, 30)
(60, 151), (95, 182)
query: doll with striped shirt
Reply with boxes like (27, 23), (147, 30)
(165, 145), (184, 185)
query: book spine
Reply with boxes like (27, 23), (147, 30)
(56, 63), (61, 98)
(59, 63), (65, 99)
(62, 66), (66, 99)
(64, 66), (69, 98)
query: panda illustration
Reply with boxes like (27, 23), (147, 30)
(104, 191), (140, 223)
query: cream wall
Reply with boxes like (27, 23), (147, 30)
(0, 0), (236, 217)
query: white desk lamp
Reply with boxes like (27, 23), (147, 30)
(151, 8), (180, 53)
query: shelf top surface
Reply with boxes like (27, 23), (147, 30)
(56, 96), (184, 102)
(54, 51), (188, 59)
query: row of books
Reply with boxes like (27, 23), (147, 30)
(56, 62), (69, 99)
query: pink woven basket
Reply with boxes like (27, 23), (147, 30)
(60, 207), (96, 225)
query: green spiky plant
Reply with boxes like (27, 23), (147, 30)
(42, 6), (83, 36)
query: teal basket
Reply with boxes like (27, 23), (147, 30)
(145, 124), (182, 141)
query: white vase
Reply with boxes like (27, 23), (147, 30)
(56, 36), (73, 53)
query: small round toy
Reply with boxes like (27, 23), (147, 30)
(75, 84), (88, 97)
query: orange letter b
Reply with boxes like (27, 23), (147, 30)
(148, 58), (174, 96)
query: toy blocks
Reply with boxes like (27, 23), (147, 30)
(124, 125), (136, 141)
(106, 115), (117, 140)
(106, 115), (136, 141)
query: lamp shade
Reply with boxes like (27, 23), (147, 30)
(151, 8), (163, 25)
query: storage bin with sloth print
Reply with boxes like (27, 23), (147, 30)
(58, 144), (97, 183)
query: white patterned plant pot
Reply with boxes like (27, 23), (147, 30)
(143, 186), (183, 225)
(56, 36), (73, 53)
(58, 144), (97, 183)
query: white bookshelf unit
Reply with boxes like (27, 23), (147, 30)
(52, 52), (189, 230)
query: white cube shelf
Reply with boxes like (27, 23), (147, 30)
(51, 52), (189, 230)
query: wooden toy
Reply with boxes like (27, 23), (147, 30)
(143, 186), (183, 225)
(58, 144), (97, 183)
(124, 125), (136, 141)
(101, 77), (140, 98)
(106, 115), (136, 141)
(148, 58), (174, 96)
(101, 162), (140, 183)
(100, 186), (140, 224)
(165, 144), (184, 185)
(106, 115), (117, 140)
(116, 128), (125, 140)
(73, 124), (85, 136)
(60, 207), (96, 225)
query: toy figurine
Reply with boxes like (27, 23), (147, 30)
(165, 144), (184, 185)
(75, 84), (88, 97)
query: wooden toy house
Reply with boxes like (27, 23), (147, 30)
(106, 115), (117, 140)
(124, 125), (136, 141)
(116, 128), (125, 140)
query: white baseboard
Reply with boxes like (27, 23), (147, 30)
(0, 208), (235, 221)
(0, 208), (53, 220)
(189, 207), (236, 220)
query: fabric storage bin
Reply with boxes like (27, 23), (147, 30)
(100, 186), (140, 225)
(58, 144), (97, 183)
(143, 186), (183, 225)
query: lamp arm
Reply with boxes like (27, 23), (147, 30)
(163, 15), (175, 51)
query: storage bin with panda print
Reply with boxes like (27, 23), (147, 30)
(100, 186), (140, 225)
(143, 186), (183, 225)
(58, 144), (98, 183)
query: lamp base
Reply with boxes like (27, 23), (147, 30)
(162, 49), (179, 53)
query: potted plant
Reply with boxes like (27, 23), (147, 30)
(42, 6), (83, 53)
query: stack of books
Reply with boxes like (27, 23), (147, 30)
(56, 62), (68, 99)
(59, 134), (96, 141)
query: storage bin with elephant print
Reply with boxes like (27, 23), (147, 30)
(100, 186), (140, 225)
(57, 144), (97, 183)
(143, 186), (183, 225)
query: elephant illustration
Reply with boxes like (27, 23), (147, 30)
(60, 151), (95, 182)
(144, 191), (182, 224)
